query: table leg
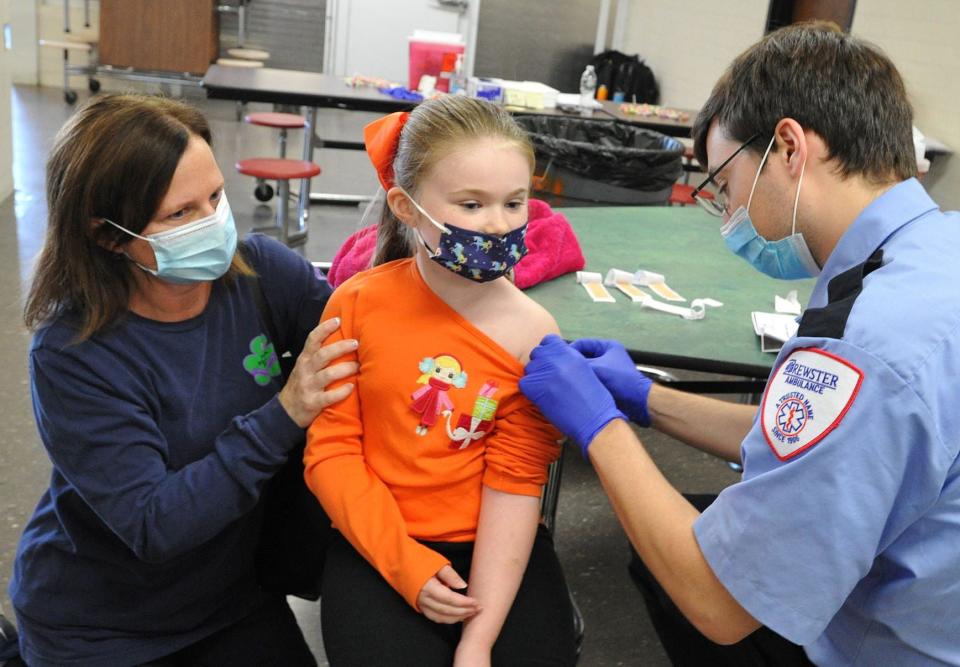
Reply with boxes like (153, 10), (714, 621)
(289, 106), (317, 247)
(290, 111), (372, 221)
(305, 137), (373, 206)
(308, 192), (374, 205)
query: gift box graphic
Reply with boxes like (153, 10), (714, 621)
(448, 381), (499, 449)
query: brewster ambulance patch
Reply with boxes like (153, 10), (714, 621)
(761, 348), (863, 461)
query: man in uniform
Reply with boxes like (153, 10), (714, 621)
(520, 22), (959, 666)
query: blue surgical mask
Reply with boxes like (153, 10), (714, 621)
(403, 190), (528, 283)
(104, 193), (238, 285)
(720, 137), (820, 280)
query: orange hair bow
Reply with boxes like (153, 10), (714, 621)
(363, 111), (410, 190)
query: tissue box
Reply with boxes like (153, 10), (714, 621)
(499, 80), (560, 110)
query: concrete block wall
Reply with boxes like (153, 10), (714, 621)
(620, 0), (958, 209)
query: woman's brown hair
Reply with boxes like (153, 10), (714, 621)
(24, 93), (251, 339)
(372, 96), (535, 266)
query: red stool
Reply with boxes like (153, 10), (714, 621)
(668, 183), (715, 207)
(236, 158), (321, 247)
(244, 112), (307, 201)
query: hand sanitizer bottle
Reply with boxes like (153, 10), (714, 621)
(579, 64), (597, 116)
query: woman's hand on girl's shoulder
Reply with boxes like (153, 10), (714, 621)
(278, 317), (359, 428)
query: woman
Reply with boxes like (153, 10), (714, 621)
(8, 94), (355, 666)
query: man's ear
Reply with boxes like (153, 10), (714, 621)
(773, 118), (808, 178)
(386, 187), (418, 228)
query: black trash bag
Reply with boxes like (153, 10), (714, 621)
(515, 115), (683, 195)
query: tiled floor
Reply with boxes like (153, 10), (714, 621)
(0, 84), (741, 666)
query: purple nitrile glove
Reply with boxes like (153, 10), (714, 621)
(520, 334), (626, 457)
(571, 339), (653, 427)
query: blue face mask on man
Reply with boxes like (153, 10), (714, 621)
(721, 136), (820, 280)
(402, 190), (528, 283)
(103, 193), (238, 284)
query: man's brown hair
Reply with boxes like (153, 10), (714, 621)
(692, 21), (916, 184)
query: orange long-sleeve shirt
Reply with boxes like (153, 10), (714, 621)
(304, 258), (561, 609)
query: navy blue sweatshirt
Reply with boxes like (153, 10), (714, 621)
(9, 235), (329, 667)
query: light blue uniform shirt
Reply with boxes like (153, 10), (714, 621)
(695, 179), (960, 666)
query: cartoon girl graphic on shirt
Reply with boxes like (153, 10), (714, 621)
(410, 354), (468, 435)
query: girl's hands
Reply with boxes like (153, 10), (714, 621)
(278, 317), (359, 428)
(417, 565), (481, 624)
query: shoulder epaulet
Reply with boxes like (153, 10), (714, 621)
(797, 249), (883, 340)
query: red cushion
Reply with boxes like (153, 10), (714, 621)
(236, 158), (321, 180)
(244, 112), (307, 129)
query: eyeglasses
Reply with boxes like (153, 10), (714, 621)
(690, 133), (761, 217)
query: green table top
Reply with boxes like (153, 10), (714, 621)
(525, 206), (814, 378)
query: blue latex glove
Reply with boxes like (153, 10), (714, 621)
(520, 334), (626, 457)
(571, 339), (653, 427)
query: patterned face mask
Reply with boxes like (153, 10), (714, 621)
(402, 190), (528, 283)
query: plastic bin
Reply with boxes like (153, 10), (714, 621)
(408, 30), (465, 91)
(514, 115), (683, 205)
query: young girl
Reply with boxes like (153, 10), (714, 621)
(304, 96), (577, 666)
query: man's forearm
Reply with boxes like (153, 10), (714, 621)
(588, 419), (760, 644)
(647, 384), (757, 462)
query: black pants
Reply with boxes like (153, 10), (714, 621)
(141, 596), (316, 667)
(629, 494), (813, 667)
(321, 525), (577, 667)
